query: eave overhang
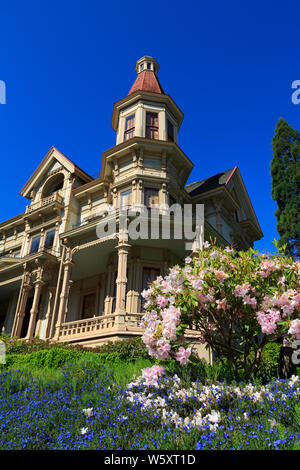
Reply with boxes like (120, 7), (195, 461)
(100, 137), (193, 185)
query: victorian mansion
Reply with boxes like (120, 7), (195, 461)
(0, 57), (263, 358)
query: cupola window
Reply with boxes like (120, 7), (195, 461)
(146, 112), (159, 140)
(167, 120), (174, 142)
(124, 114), (135, 141)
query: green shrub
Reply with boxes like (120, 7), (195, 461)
(248, 342), (281, 381)
(93, 337), (149, 360)
(4, 348), (84, 369)
(0, 334), (86, 355)
(0, 334), (149, 361)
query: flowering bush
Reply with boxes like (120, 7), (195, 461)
(141, 243), (300, 379)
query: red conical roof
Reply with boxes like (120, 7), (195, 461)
(128, 70), (164, 95)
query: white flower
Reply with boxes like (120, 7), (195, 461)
(268, 419), (276, 428)
(80, 427), (88, 435)
(117, 415), (128, 422)
(207, 410), (221, 424)
(290, 375), (299, 385)
(82, 408), (94, 417)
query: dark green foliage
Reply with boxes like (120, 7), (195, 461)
(0, 333), (148, 360)
(271, 118), (300, 258)
(0, 333), (88, 354)
(4, 348), (84, 369)
(92, 336), (149, 360)
(254, 342), (281, 381)
(162, 354), (235, 384)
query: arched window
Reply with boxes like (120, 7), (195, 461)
(42, 173), (64, 198)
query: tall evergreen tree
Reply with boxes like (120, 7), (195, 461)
(271, 118), (300, 258)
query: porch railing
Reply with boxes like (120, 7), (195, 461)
(26, 193), (64, 214)
(59, 313), (143, 340)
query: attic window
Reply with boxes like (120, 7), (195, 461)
(140, 64), (144, 72)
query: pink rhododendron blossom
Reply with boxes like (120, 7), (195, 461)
(243, 295), (257, 309)
(235, 282), (253, 297)
(157, 295), (169, 309)
(257, 309), (281, 335)
(214, 270), (229, 283)
(175, 347), (192, 365)
(288, 319), (300, 340)
(216, 298), (228, 310)
(156, 338), (171, 359)
(142, 365), (165, 386)
(191, 279), (204, 290)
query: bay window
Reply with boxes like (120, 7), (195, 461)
(120, 189), (132, 210)
(44, 230), (55, 250)
(29, 235), (40, 254)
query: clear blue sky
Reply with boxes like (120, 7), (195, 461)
(0, 0), (299, 253)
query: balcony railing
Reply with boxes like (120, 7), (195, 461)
(26, 193), (64, 214)
(59, 313), (143, 341)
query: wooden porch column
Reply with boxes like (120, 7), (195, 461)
(114, 236), (130, 327)
(125, 261), (133, 313)
(104, 264), (112, 315)
(26, 279), (44, 339)
(131, 257), (141, 314)
(44, 286), (56, 340)
(54, 260), (73, 340)
(13, 284), (32, 337)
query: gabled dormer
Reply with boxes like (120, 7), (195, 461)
(111, 56), (184, 146)
(20, 146), (93, 213)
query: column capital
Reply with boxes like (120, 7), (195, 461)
(63, 260), (74, 269)
(117, 242), (131, 252)
(33, 279), (45, 287)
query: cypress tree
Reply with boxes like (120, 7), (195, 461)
(271, 118), (300, 258)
